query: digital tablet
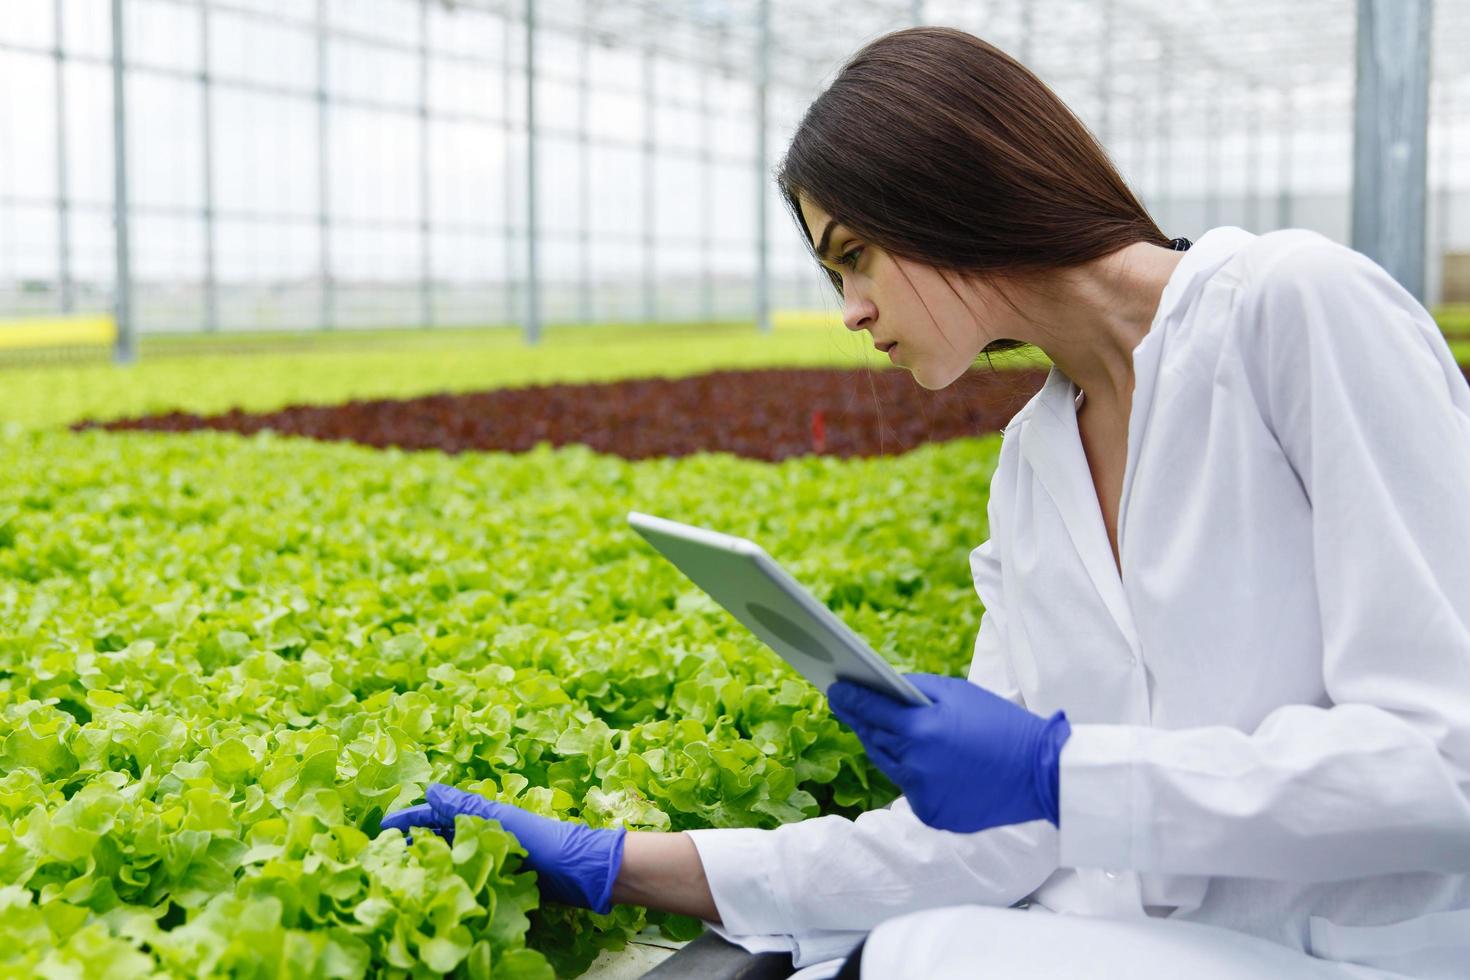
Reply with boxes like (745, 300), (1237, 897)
(628, 511), (932, 706)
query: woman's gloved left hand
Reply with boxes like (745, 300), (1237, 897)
(378, 783), (626, 914)
(827, 673), (1071, 834)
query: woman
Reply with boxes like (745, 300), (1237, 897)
(382, 28), (1470, 979)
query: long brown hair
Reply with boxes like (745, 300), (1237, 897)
(777, 27), (1170, 355)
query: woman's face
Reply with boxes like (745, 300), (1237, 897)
(797, 193), (1009, 390)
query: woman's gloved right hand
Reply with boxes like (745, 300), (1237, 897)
(379, 783), (627, 915)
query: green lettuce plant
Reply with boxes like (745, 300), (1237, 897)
(0, 425), (1002, 975)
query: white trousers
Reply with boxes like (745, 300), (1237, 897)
(792, 905), (1416, 980)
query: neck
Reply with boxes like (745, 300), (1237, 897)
(1006, 243), (1186, 420)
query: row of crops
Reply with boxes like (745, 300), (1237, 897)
(7, 315), (1466, 976)
(0, 325), (1003, 977)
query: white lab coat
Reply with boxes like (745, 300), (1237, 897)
(685, 227), (1470, 979)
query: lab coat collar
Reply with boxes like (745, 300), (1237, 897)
(1019, 227), (1258, 654)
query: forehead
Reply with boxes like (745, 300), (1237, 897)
(796, 194), (837, 241)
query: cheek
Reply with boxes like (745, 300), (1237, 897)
(894, 267), (975, 340)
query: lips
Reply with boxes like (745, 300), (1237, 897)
(874, 340), (898, 352)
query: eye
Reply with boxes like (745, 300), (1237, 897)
(838, 246), (864, 270)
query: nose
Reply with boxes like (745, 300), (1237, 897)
(842, 296), (876, 333)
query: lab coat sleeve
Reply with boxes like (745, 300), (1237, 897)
(687, 793), (1057, 964)
(687, 479), (1059, 963)
(1058, 234), (1470, 881)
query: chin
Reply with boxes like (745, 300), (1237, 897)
(911, 358), (967, 391)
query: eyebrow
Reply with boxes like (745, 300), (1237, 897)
(814, 218), (839, 264)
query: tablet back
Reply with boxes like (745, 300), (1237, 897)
(628, 511), (930, 706)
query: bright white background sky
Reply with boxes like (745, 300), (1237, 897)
(0, 0), (789, 292)
(1, 0), (1466, 321)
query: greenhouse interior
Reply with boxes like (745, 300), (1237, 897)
(2, 0), (1470, 978)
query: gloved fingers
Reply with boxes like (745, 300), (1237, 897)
(865, 730), (915, 785)
(426, 782), (505, 822)
(826, 695), (862, 732)
(865, 741), (907, 785)
(380, 802), (443, 833)
(832, 711), (873, 746)
(905, 672), (982, 703)
(827, 680), (913, 734)
(379, 802), (453, 844)
(865, 727), (908, 759)
(826, 698), (887, 743)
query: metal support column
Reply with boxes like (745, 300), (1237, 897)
(417, 0), (433, 328)
(1439, 82), (1458, 293)
(315, 0), (333, 330)
(54, 0), (72, 313)
(577, 29), (591, 325)
(698, 66), (713, 323)
(1433, 83), (1451, 307)
(200, 0), (218, 332)
(754, 0), (771, 334)
(1018, 0), (1033, 66)
(1204, 94), (1220, 230)
(1246, 86), (1262, 230)
(1351, 0), (1432, 301)
(502, 15), (516, 330)
(524, 0), (541, 344)
(1120, 93), (1138, 187)
(110, 0), (136, 363)
(1276, 88), (1294, 229)
(641, 23), (656, 323)
(1098, 0), (1113, 148)
(1154, 41), (1171, 227)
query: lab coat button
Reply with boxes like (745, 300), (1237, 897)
(1105, 871), (1119, 880)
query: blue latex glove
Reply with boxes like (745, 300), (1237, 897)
(827, 673), (1071, 833)
(378, 783), (627, 915)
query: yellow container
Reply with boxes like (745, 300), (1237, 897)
(771, 308), (842, 330)
(0, 314), (117, 351)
